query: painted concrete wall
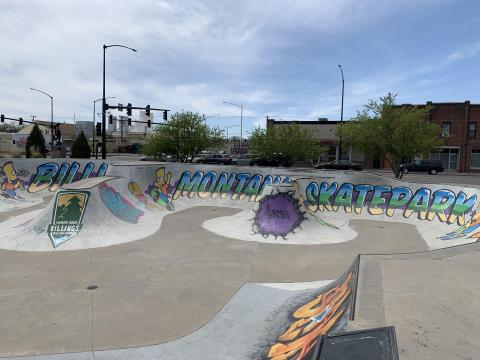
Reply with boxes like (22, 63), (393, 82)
(1, 159), (479, 251)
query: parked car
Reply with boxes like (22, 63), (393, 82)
(232, 154), (254, 166)
(197, 154), (234, 165)
(315, 160), (362, 171)
(139, 155), (155, 161)
(400, 159), (444, 175)
(250, 153), (292, 167)
(192, 153), (211, 163)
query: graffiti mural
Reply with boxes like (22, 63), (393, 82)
(1, 161), (25, 199)
(27, 161), (108, 193)
(293, 182), (339, 230)
(128, 182), (157, 209)
(99, 182), (144, 224)
(146, 167), (175, 211)
(266, 262), (358, 360)
(172, 170), (292, 202)
(253, 192), (305, 239)
(304, 182), (477, 226)
(439, 206), (480, 241)
(47, 190), (90, 248)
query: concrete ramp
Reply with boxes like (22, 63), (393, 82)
(1, 159), (479, 251)
(0, 159), (478, 359)
(82, 259), (359, 360)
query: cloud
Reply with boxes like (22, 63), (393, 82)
(0, 0), (471, 132)
(447, 41), (480, 62)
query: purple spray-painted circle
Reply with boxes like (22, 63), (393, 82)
(256, 193), (302, 237)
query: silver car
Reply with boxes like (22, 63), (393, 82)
(232, 154), (253, 166)
(192, 153), (211, 163)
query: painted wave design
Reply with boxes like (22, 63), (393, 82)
(99, 183), (144, 224)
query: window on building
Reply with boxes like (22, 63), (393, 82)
(469, 122), (476, 138)
(441, 122), (451, 138)
(471, 149), (480, 169)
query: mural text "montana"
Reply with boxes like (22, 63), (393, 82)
(173, 171), (292, 201)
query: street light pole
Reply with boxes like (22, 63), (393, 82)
(222, 101), (243, 149)
(337, 65), (344, 160)
(240, 104), (243, 147)
(226, 125), (240, 140)
(102, 45), (106, 160)
(30, 87), (53, 152)
(102, 44), (137, 160)
(205, 113), (220, 126)
(93, 96), (115, 159)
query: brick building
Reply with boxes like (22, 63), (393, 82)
(398, 101), (480, 172)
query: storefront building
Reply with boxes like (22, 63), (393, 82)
(404, 101), (480, 172)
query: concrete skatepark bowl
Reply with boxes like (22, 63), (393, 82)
(0, 159), (479, 359)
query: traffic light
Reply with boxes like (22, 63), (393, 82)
(128, 118), (132, 126)
(127, 103), (132, 116)
(96, 123), (102, 136)
(147, 119), (151, 128)
(145, 105), (150, 117)
(163, 110), (167, 121)
(109, 114), (113, 124)
(19, 117), (23, 125)
(0, 114), (4, 123)
(104, 103), (109, 110)
(118, 103), (123, 112)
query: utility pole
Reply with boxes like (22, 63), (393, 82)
(337, 65), (345, 161)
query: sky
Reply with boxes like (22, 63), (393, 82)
(1, 0), (480, 137)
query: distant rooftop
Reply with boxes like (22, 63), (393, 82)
(267, 117), (344, 125)
(397, 100), (480, 107)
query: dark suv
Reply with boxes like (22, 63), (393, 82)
(400, 159), (444, 175)
(197, 154), (234, 165)
(250, 153), (292, 167)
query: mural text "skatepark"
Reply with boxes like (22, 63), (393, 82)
(173, 171), (292, 201)
(305, 181), (477, 225)
(28, 162), (108, 193)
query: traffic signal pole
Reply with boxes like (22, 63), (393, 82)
(0, 115), (33, 125)
(101, 44), (137, 160)
(105, 103), (169, 127)
(101, 45), (107, 160)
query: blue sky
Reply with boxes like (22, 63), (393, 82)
(1, 0), (479, 136)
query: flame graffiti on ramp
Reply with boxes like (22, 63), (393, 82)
(266, 260), (357, 360)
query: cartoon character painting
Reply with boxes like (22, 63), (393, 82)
(1, 161), (24, 199)
(440, 206), (480, 241)
(146, 167), (175, 211)
(128, 182), (157, 209)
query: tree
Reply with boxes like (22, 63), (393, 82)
(249, 123), (327, 164)
(71, 131), (91, 158)
(337, 93), (443, 178)
(57, 196), (82, 221)
(26, 124), (47, 158)
(143, 111), (224, 162)
(0, 123), (24, 133)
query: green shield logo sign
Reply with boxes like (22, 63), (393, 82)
(47, 190), (90, 248)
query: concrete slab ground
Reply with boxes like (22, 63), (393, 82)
(367, 170), (480, 188)
(354, 243), (480, 360)
(1, 161), (479, 359)
(0, 206), (429, 358)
